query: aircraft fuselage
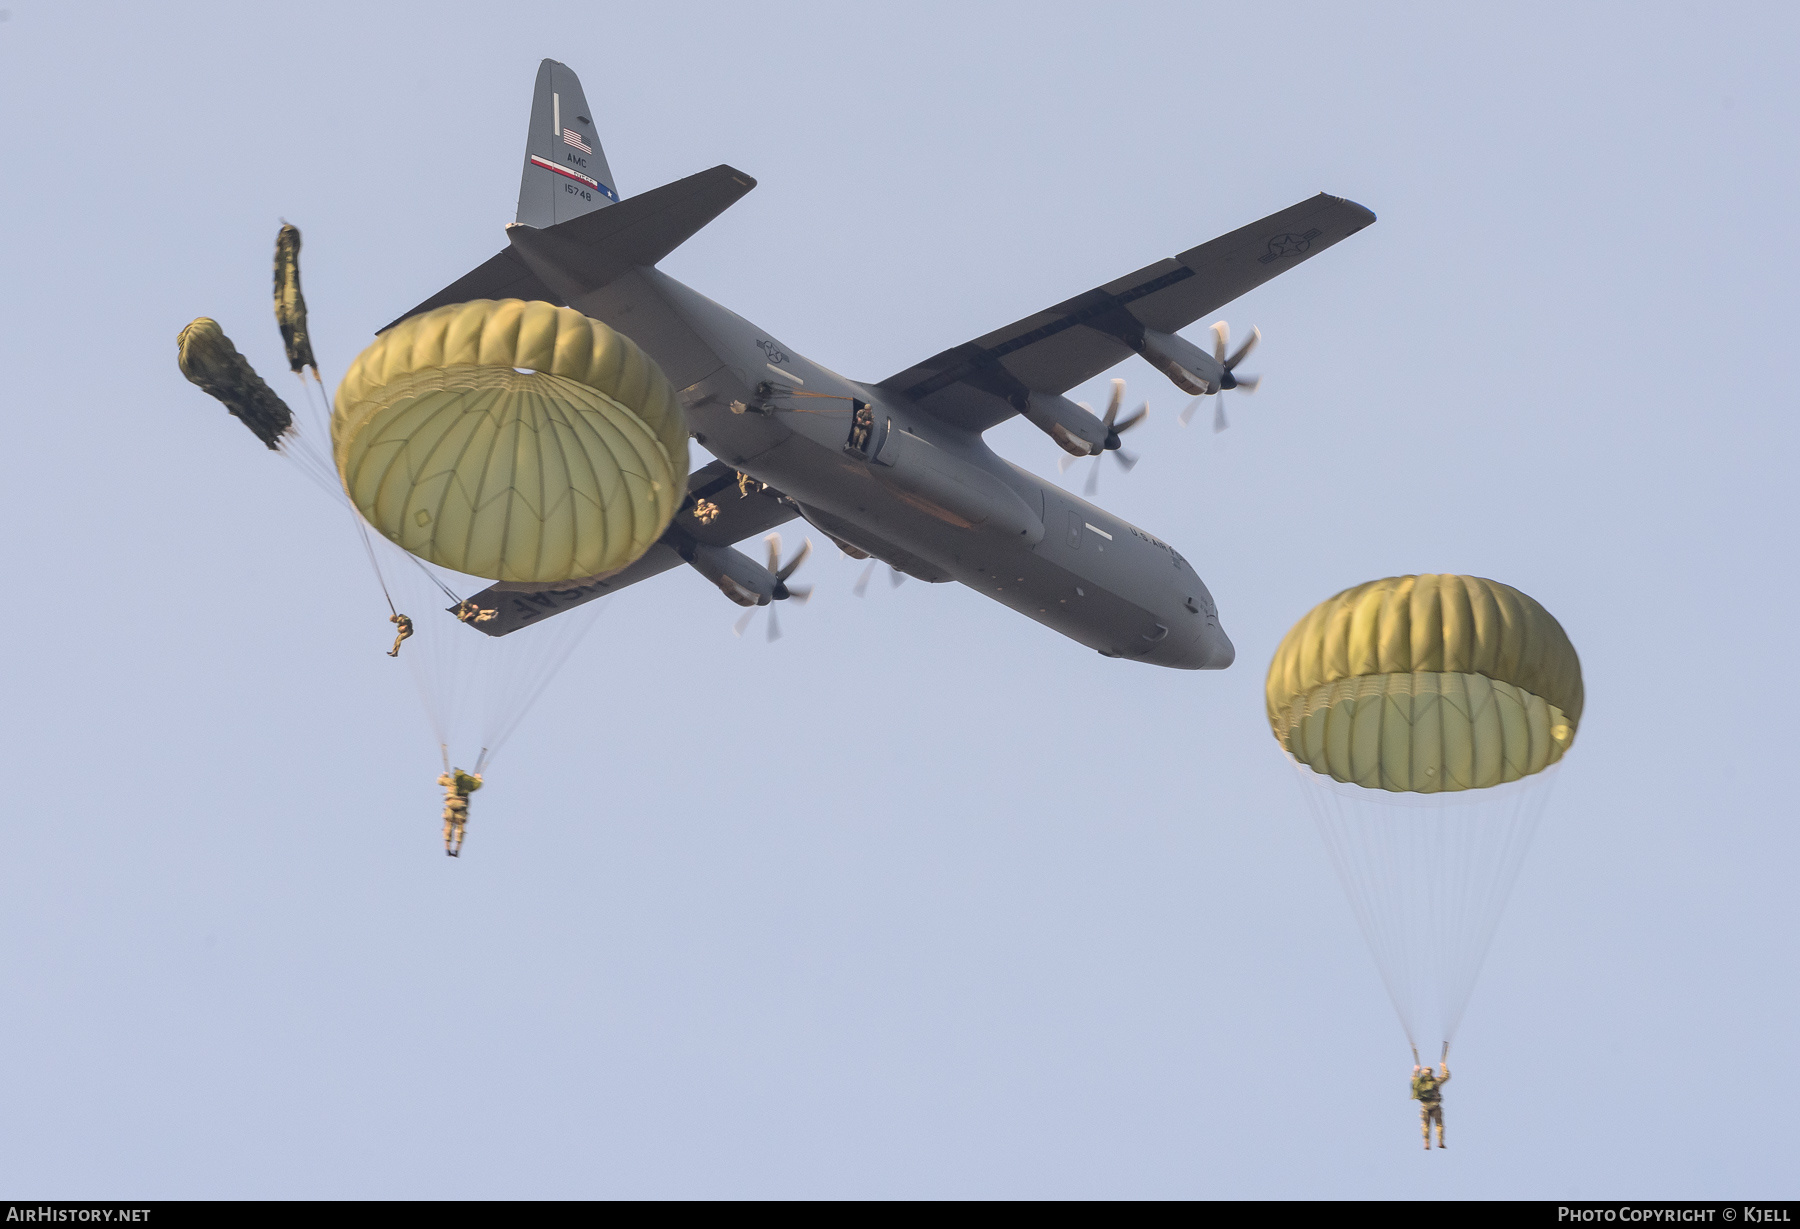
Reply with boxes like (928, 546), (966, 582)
(564, 266), (1234, 670)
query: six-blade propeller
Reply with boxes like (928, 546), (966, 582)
(853, 559), (907, 596)
(1180, 321), (1261, 432)
(733, 533), (813, 641)
(1058, 378), (1149, 495)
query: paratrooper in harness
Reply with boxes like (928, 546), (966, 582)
(438, 768), (482, 857)
(1410, 1062), (1450, 1149)
(388, 612), (414, 656)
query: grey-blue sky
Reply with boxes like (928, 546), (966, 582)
(0, 0), (1793, 1199)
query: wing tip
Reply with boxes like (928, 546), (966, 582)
(1324, 192), (1378, 228)
(717, 164), (758, 192)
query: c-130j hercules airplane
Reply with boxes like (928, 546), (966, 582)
(390, 60), (1375, 669)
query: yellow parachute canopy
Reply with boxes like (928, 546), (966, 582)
(1266, 575), (1582, 793)
(177, 317), (294, 450)
(273, 223), (318, 377)
(333, 298), (688, 584)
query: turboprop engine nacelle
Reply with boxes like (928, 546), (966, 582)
(1130, 327), (1226, 396)
(1017, 391), (1108, 457)
(680, 541), (777, 607)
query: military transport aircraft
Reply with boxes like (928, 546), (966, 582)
(387, 59), (1375, 669)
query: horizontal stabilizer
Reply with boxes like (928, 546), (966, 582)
(383, 248), (555, 329)
(505, 164), (756, 302)
(381, 165), (756, 332)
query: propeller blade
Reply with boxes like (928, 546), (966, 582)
(1225, 326), (1260, 371)
(733, 608), (755, 637)
(1233, 374), (1261, 393)
(1084, 457), (1101, 496)
(1057, 451), (1079, 473)
(1112, 401), (1148, 434)
(785, 583), (813, 605)
(1114, 448), (1139, 472)
(777, 538), (813, 581)
(853, 560), (875, 597)
(1103, 379), (1124, 429)
(1180, 397), (1202, 427)
(764, 532), (782, 573)
(767, 605), (782, 642)
(1211, 321), (1229, 364)
(889, 565), (905, 589)
(1213, 399), (1229, 433)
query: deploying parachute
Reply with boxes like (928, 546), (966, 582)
(1267, 575), (1583, 1057)
(178, 318), (294, 450)
(273, 223), (319, 379)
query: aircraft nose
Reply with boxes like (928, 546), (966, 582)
(1147, 620), (1235, 670)
(1200, 623), (1235, 670)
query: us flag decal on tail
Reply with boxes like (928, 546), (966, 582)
(563, 128), (593, 154)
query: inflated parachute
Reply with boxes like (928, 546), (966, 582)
(333, 298), (686, 585)
(1269, 574), (1582, 792)
(325, 298), (689, 846)
(1268, 575), (1583, 1056)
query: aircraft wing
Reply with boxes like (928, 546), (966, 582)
(460, 459), (797, 636)
(881, 192), (1375, 432)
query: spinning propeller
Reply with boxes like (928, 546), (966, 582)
(1180, 322), (1261, 432)
(733, 533), (812, 642)
(853, 559), (906, 596)
(1057, 378), (1148, 495)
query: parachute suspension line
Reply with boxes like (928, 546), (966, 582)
(476, 594), (604, 766)
(392, 572), (606, 786)
(1295, 759), (1557, 1054)
(288, 371), (404, 621)
(1441, 769), (1555, 1044)
(296, 370), (457, 613)
(1303, 769), (1422, 1050)
(279, 374), (334, 483)
(270, 374), (343, 498)
(347, 500), (399, 618)
(387, 543), (465, 606)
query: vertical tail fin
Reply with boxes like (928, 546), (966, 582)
(516, 59), (619, 228)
